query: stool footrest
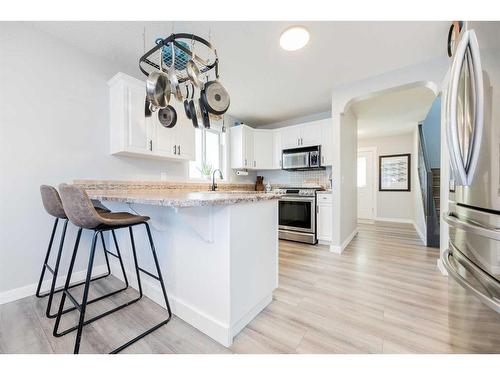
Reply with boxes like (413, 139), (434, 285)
(138, 267), (160, 281)
(104, 249), (120, 259)
(64, 290), (81, 312)
(45, 264), (55, 275)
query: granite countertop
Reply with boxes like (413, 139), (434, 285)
(87, 189), (282, 208)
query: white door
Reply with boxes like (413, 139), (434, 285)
(300, 121), (323, 147)
(281, 126), (301, 149)
(357, 149), (375, 220)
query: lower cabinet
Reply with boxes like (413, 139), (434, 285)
(108, 72), (195, 161)
(316, 193), (332, 243)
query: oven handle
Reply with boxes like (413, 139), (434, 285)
(443, 211), (500, 241)
(442, 245), (500, 313)
(279, 196), (315, 202)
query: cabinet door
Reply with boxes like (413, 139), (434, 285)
(154, 111), (177, 157)
(317, 202), (332, 242)
(300, 121), (323, 147)
(321, 121), (333, 166)
(244, 126), (254, 169)
(230, 126), (244, 169)
(272, 131), (282, 169)
(125, 84), (151, 153)
(253, 130), (273, 169)
(281, 126), (301, 149)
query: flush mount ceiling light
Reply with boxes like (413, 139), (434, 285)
(279, 26), (310, 51)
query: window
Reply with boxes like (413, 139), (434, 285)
(357, 156), (367, 188)
(189, 128), (224, 180)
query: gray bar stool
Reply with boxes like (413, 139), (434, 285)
(54, 183), (172, 354)
(37, 185), (129, 318)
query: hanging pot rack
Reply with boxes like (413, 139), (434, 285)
(139, 33), (219, 84)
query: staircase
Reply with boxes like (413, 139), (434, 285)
(431, 168), (440, 220)
(417, 125), (440, 248)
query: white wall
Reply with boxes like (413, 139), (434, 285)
(358, 133), (414, 221)
(331, 108), (357, 252)
(412, 128), (427, 244)
(0, 23), (251, 301)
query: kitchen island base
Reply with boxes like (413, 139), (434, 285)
(100, 199), (278, 347)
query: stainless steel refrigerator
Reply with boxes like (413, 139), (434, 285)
(443, 21), (500, 322)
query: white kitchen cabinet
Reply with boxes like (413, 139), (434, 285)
(253, 130), (273, 169)
(154, 98), (195, 160)
(108, 72), (194, 161)
(321, 120), (333, 166)
(272, 130), (282, 169)
(230, 125), (255, 169)
(301, 121), (323, 147)
(280, 126), (302, 149)
(316, 192), (332, 243)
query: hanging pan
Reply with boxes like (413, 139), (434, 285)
(146, 46), (171, 108)
(158, 105), (177, 128)
(199, 98), (211, 129)
(200, 80), (230, 115)
(184, 83), (194, 119)
(189, 99), (199, 128)
(169, 42), (183, 101)
(186, 41), (203, 88)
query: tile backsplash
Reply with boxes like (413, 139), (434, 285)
(258, 167), (332, 188)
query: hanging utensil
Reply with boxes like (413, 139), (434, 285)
(186, 41), (203, 88)
(199, 98), (211, 129)
(158, 105), (177, 128)
(169, 42), (183, 101)
(200, 80), (230, 115)
(184, 83), (193, 119)
(189, 99), (199, 128)
(146, 46), (171, 108)
(145, 97), (152, 117)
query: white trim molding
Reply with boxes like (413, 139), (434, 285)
(437, 258), (448, 276)
(330, 227), (358, 254)
(0, 265), (109, 305)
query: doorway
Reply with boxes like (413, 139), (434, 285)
(357, 147), (376, 220)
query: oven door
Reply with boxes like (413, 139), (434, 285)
(278, 196), (315, 233)
(282, 152), (309, 170)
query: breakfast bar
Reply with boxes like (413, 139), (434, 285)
(77, 181), (281, 347)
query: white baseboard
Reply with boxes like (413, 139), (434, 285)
(330, 227), (358, 254)
(0, 265), (109, 305)
(413, 223), (427, 246)
(375, 216), (414, 224)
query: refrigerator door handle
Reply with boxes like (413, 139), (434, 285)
(443, 212), (500, 241)
(447, 30), (485, 186)
(465, 30), (484, 186)
(442, 246), (500, 313)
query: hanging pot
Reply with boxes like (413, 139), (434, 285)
(200, 80), (230, 115)
(146, 46), (171, 108)
(184, 83), (193, 119)
(186, 41), (203, 88)
(145, 97), (152, 117)
(189, 100), (199, 128)
(158, 105), (177, 128)
(168, 42), (183, 102)
(199, 98), (211, 129)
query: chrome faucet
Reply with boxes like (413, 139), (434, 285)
(211, 169), (223, 191)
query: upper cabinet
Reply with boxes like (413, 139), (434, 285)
(108, 73), (195, 161)
(230, 118), (333, 170)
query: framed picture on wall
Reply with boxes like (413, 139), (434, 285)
(379, 154), (411, 192)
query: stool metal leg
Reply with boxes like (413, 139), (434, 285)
(35, 218), (60, 298)
(37, 223), (115, 318)
(44, 219), (68, 318)
(73, 231), (99, 354)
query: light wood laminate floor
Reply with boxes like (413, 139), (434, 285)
(1, 222), (499, 354)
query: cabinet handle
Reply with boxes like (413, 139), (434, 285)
(317, 205), (320, 213)
(254, 160), (256, 167)
(173, 145), (177, 155)
(245, 159), (247, 166)
(149, 140), (153, 151)
(178, 145), (181, 155)
(297, 138), (300, 146)
(321, 156), (324, 164)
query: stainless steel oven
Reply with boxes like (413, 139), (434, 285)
(278, 188), (318, 244)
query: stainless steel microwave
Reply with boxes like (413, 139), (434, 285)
(282, 145), (324, 171)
